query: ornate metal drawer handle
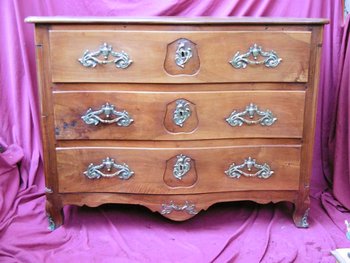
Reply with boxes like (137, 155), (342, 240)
(81, 102), (133, 126)
(78, 43), (133, 69)
(225, 157), (274, 179)
(161, 201), (198, 215)
(173, 99), (191, 127)
(175, 40), (192, 68)
(229, 43), (282, 69)
(84, 157), (134, 180)
(173, 154), (191, 180)
(226, 103), (277, 127)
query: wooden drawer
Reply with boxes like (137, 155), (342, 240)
(49, 30), (311, 83)
(56, 145), (301, 194)
(53, 90), (306, 140)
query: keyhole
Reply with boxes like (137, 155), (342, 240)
(179, 164), (184, 171)
(181, 51), (186, 57)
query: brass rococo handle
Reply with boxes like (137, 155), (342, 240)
(229, 43), (282, 69)
(81, 102), (133, 127)
(78, 42), (133, 69)
(84, 157), (134, 180)
(226, 103), (277, 127)
(225, 157), (274, 179)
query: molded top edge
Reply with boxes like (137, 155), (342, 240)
(25, 16), (329, 25)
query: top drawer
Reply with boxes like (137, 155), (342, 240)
(49, 30), (311, 83)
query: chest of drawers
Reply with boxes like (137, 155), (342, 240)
(26, 17), (327, 229)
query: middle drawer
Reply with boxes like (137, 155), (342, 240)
(53, 90), (305, 140)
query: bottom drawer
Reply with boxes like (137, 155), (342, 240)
(56, 145), (301, 194)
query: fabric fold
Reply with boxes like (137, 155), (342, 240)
(0, 144), (23, 230)
(332, 16), (350, 210)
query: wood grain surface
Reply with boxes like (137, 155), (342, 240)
(50, 30), (311, 83)
(53, 90), (305, 140)
(56, 145), (301, 194)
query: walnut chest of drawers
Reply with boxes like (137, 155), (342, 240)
(26, 17), (327, 229)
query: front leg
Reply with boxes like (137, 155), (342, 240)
(293, 206), (309, 228)
(45, 189), (63, 230)
(293, 193), (310, 228)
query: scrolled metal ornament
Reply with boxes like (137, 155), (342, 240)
(226, 103), (277, 127)
(161, 201), (198, 215)
(229, 43), (282, 69)
(78, 42), (132, 69)
(173, 154), (191, 180)
(173, 99), (192, 127)
(300, 208), (310, 228)
(84, 157), (134, 180)
(47, 216), (56, 231)
(81, 102), (133, 127)
(175, 40), (192, 68)
(225, 157), (274, 179)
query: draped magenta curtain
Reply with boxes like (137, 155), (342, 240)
(1, 0), (349, 262)
(332, 15), (350, 209)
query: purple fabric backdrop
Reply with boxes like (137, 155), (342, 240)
(1, 0), (350, 262)
(332, 15), (350, 210)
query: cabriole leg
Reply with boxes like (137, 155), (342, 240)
(45, 190), (63, 230)
(293, 200), (310, 228)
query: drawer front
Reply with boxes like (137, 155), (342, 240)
(53, 90), (305, 140)
(50, 30), (311, 83)
(56, 145), (301, 194)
